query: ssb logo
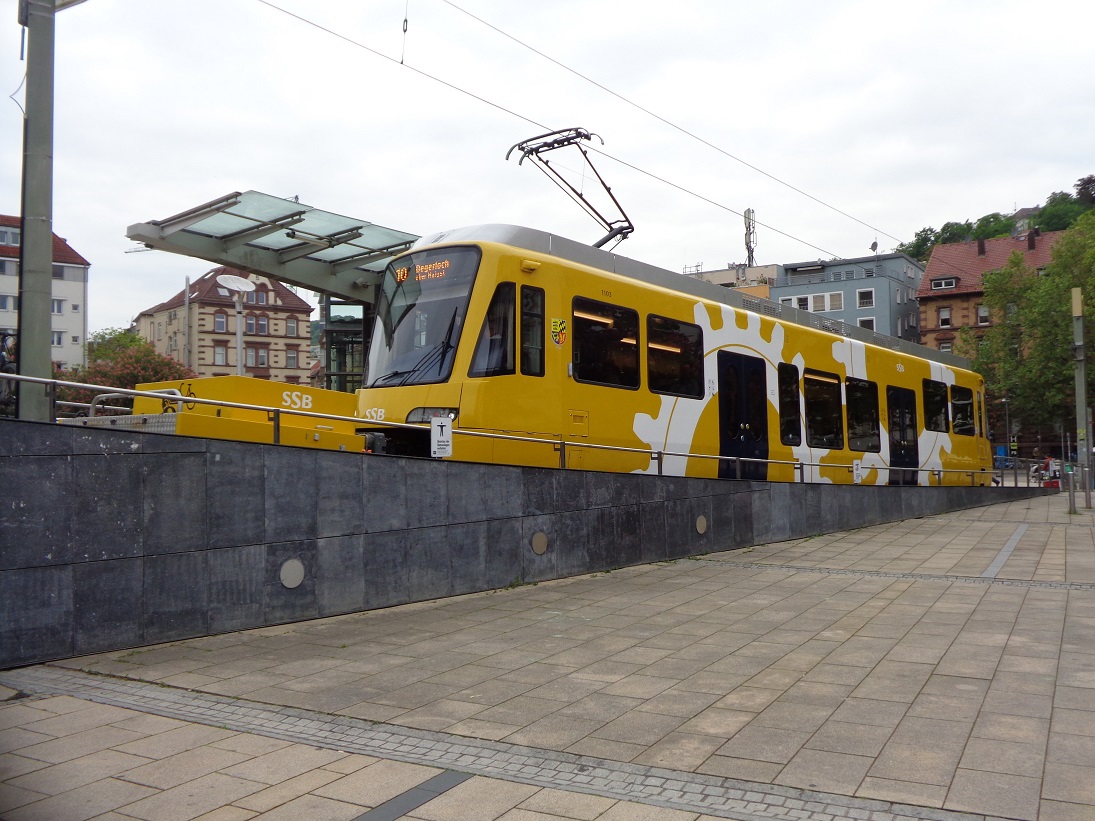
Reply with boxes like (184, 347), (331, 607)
(550, 318), (567, 346)
(281, 391), (313, 409)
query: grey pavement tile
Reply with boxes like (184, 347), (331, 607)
(868, 741), (963, 787)
(944, 768), (1041, 821)
(958, 736), (1045, 778)
(1048, 730), (1095, 766)
(0, 728), (54, 755)
(564, 736), (645, 762)
(695, 753), (782, 782)
(970, 712), (1050, 744)
(315, 759), (440, 808)
(503, 714), (602, 748)
(675, 706), (754, 738)
(1038, 799), (1095, 821)
(221, 744), (346, 785)
(19, 703), (136, 738)
(856, 775), (948, 808)
(827, 698), (908, 729)
(1042, 761), (1095, 806)
(113, 724), (238, 759)
(117, 773), (265, 821)
(119, 745), (251, 789)
(9, 749), (150, 795)
(589, 710), (684, 746)
(0, 705), (55, 731)
(3, 776), (156, 821)
(516, 786), (616, 820)
(240, 793), (363, 820)
(630, 730), (726, 770)
(405, 774), (539, 821)
(0, 782), (47, 815)
(230, 768), (342, 812)
(804, 720), (893, 757)
(0, 752), (50, 781)
(715, 724), (811, 765)
(15, 725), (146, 764)
(776, 748), (873, 795)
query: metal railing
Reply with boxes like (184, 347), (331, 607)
(0, 371), (1024, 487)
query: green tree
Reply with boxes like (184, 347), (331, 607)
(1076, 174), (1095, 207)
(894, 226), (938, 262)
(54, 328), (196, 408)
(971, 212), (1016, 240)
(1036, 191), (1088, 231)
(973, 210), (1095, 432)
(937, 220), (973, 245)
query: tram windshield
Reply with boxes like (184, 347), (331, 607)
(364, 246), (481, 388)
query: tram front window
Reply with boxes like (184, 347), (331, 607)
(365, 247), (481, 387)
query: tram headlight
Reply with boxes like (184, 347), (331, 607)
(406, 407), (458, 424)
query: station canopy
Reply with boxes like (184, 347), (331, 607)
(127, 191), (420, 301)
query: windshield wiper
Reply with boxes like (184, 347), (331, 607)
(371, 369), (412, 386)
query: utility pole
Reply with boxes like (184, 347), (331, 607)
(16, 0), (85, 421)
(1072, 288), (1091, 509)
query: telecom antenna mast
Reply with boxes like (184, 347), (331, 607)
(744, 208), (757, 267)
(507, 128), (634, 249)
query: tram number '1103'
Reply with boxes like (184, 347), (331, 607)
(281, 391), (313, 409)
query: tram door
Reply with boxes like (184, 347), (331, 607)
(717, 351), (768, 480)
(887, 386), (919, 485)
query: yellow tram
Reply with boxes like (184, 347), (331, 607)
(353, 224), (993, 486)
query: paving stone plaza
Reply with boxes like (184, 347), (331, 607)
(2, 492), (1094, 820)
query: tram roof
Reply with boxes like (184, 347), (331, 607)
(413, 224), (974, 372)
(127, 191), (420, 301)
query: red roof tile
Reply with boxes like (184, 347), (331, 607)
(0, 213), (91, 267)
(918, 231), (1064, 299)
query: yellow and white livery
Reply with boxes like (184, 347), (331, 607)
(355, 225), (993, 486)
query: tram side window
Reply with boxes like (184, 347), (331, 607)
(951, 385), (975, 436)
(803, 370), (844, 449)
(778, 363), (801, 445)
(469, 282), (516, 377)
(521, 286), (545, 376)
(923, 379), (949, 432)
(845, 377), (881, 452)
(647, 315), (703, 398)
(572, 296), (639, 389)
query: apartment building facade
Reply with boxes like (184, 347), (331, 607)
(770, 253), (925, 342)
(0, 214), (91, 369)
(918, 230), (1063, 353)
(135, 266), (313, 382)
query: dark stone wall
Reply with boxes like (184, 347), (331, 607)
(0, 418), (1048, 668)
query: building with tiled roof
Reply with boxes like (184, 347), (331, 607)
(134, 266), (313, 381)
(0, 214), (92, 369)
(917, 230), (1064, 354)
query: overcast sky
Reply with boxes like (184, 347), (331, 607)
(3, 0), (1093, 333)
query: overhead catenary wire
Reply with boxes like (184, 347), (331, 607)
(253, 0), (863, 266)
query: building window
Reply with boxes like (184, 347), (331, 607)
(214, 346), (226, 366)
(51, 331), (63, 346)
(157, 322), (163, 340)
(286, 349), (298, 368)
(71, 335), (79, 344)
(796, 296), (809, 311)
(977, 304), (990, 325)
(245, 347), (256, 367)
(214, 313), (226, 333)
(71, 303), (79, 312)
(257, 349), (268, 367)
(257, 290), (267, 305)
(52, 265), (65, 279)
(0, 229), (20, 244)
(863, 267), (875, 277)
(812, 294), (826, 312)
(939, 342), (953, 353)
(931, 278), (957, 290)
(258, 316), (268, 335)
(51, 299), (64, 314)
(245, 290), (256, 304)
(286, 318), (297, 337)
(858, 318), (875, 331)
(779, 297), (792, 307)
(829, 292), (843, 311)
(857, 289), (874, 309)
(938, 307), (952, 328)
(0, 295), (16, 311)
(245, 315), (256, 334)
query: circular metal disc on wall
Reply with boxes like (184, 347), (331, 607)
(530, 531), (549, 555)
(280, 558), (306, 589)
(695, 515), (708, 535)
